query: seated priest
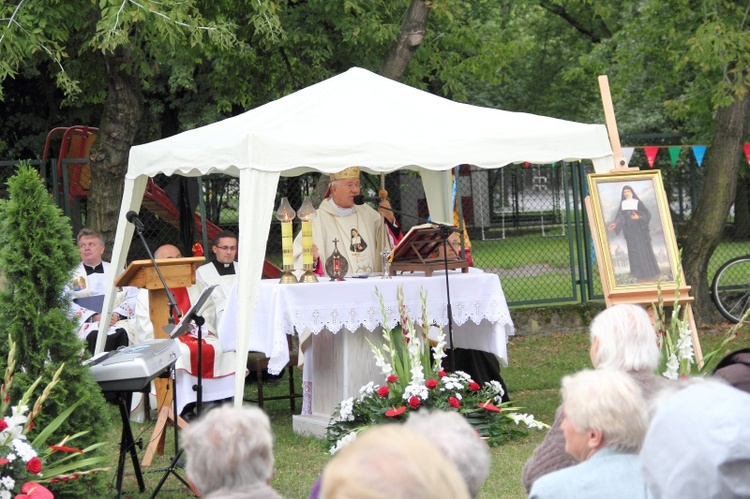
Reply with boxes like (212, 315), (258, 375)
(131, 244), (236, 421)
(196, 230), (239, 325)
(68, 228), (137, 353)
(292, 166), (403, 277)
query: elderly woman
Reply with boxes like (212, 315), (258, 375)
(405, 410), (491, 498)
(522, 304), (669, 492)
(529, 369), (649, 499)
(183, 405), (281, 499)
(319, 424), (470, 499)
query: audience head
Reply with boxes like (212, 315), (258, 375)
(641, 381), (750, 498)
(560, 369), (648, 462)
(589, 304), (660, 371)
(77, 228), (105, 266)
(155, 244), (182, 259)
(320, 423), (470, 499)
(183, 405), (275, 496)
(212, 230), (238, 264)
(711, 347), (750, 394)
(328, 167), (361, 209)
(405, 410), (490, 497)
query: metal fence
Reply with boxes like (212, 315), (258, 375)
(1, 157), (748, 307)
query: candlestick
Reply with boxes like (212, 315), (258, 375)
(298, 196), (318, 283)
(276, 197), (298, 284)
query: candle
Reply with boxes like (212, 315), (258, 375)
(281, 221), (293, 266)
(302, 221), (313, 265)
(275, 197), (296, 270)
(298, 196), (318, 269)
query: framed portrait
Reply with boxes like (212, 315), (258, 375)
(587, 169), (681, 293)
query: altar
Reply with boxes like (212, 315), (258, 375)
(219, 268), (514, 436)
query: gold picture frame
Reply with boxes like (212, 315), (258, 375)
(587, 169), (682, 293)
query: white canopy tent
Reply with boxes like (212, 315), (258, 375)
(97, 67), (614, 404)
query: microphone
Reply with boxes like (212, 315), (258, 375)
(353, 194), (385, 205)
(126, 210), (145, 231)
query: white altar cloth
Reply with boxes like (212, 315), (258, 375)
(219, 268), (514, 375)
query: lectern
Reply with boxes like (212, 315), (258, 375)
(115, 256), (204, 466)
(389, 224), (469, 276)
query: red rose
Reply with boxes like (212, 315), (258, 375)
(0, 419), (7, 431)
(26, 457), (42, 474)
(385, 406), (406, 417)
(469, 382), (481, 392)
(387, 375), (398, 383)
(437, 370), (447, 378)
(449, 397), (460, 409)
(425, 379), (438, 389)
(377, 386), (389, 397)
(409, 396), (421, 409)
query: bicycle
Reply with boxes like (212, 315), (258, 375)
(711, 255), (750, 323)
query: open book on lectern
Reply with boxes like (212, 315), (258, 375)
(163, 284), (217, 339)
(389, 223), (454, 263)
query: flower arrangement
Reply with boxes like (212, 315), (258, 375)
(654, 271), (745, 380)
(326, 286), (547, 454)
(1, 336), (108, 498)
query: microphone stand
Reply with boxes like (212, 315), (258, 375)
(193, 315), (205, 417)
(375, 203), (461, 373)
(129, 217), (194, 497)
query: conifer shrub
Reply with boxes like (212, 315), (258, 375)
(0, 164), (113, 496)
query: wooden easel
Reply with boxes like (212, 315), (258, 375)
(115, 256), (204, 467)
(588, 75), (703, 364)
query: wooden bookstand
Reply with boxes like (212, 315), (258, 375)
(115, 256), (204, 467)
(389, 224), (469, 276)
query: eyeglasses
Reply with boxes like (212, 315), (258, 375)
(215, 245), (237, 251)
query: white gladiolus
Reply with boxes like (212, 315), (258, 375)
(663, 353), (679, 380)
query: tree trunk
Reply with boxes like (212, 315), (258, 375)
(379, 0), (431, 81)
(682, 91), (750, 324)
(87, 50), (144, 256)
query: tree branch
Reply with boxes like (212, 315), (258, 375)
(538, 0), (612, 43)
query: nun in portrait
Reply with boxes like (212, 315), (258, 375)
(607, 185), (661, 281)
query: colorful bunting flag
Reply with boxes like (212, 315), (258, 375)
(744, 144), (750, 165)
(692, 145), (707, 167)
(622, 147), (635, 165)
(668, 147), (681, 167)
(644, 146), (660, 168)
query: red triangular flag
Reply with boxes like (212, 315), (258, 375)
(744, 144), (750, 164)
(643, 146), (660, 168)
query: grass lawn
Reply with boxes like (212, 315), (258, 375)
(101, 324), (747, 498)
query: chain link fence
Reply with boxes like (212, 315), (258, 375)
(1, 155), (748, 307)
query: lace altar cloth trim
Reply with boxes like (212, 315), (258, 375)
(221, 269), (513, 375)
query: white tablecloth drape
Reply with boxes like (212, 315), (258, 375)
(219, 268), (514, 375)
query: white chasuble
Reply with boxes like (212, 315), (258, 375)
(293, 198), (389, 276)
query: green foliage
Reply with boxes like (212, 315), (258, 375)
(0, 163), (113, 496)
